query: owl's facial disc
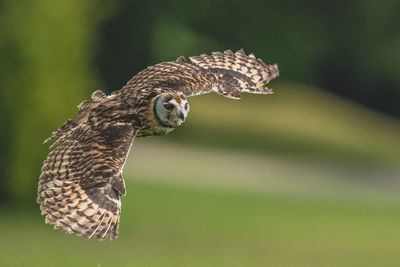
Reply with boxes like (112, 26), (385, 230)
(154, 92), (189, 127)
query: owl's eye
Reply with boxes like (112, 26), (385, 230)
(163, 103), (175, 110)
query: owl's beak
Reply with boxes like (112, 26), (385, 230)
(172, 112), (185, 127)
(178, 112), (185, 122)
(172, 111), (185, 127)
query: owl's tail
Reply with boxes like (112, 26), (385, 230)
(37, 179), (120, 240)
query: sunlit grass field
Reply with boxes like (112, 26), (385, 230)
(1, 82), (400, 266)
(2, 180), (400, 267)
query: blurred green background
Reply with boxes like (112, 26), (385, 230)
(1, 0), (400, 266)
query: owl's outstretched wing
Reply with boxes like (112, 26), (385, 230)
(37, 92), (139, 240)
(117, 49), (279, 99)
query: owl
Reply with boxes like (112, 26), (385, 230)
(37, 49), (279, 240)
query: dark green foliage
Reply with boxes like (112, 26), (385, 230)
(0, 0), (108, 203)
(99, 0), (400, 116)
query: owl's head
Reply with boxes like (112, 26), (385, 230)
(154, 91), (189, 127)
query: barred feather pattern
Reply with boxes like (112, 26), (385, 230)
(116, 49), (279, 99)
(38, 49), (279, 240)
(38, 93), (138, 240)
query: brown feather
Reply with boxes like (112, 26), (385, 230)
(38, 95), (138, 240)
(116, 49), (279, 99)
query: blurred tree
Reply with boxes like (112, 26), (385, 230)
(98, 0), (400, 117)
(314, 0), (400, 116)
(0, 0), (112, 204)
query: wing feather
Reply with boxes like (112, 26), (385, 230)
(38, 49), (278, 240)
(38, 95), (138, 240)
(116, 49), (279, 99)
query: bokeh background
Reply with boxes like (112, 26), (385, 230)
(1, 0), (400, 266)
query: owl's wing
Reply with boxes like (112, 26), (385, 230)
(37, 93), (139, 240)
(118, 49), (279, 99)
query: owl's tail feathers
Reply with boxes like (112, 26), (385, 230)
(37, 179), (120, 240)
(190, 49), (279, 99)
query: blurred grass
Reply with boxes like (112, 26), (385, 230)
(170, 81), (400, 166)
(126, 139), (400, 201)
(1, 81), (399, 266)
(2, 180), (400, 267)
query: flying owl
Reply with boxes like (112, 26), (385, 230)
(37, 49), (279, 240)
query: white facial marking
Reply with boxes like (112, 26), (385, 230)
(155, 94), (190, 127)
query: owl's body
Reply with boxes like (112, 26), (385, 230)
(37, 50), (279, 240)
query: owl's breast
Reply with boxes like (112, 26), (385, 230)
(136, 124), (175, 137)
(136, 111), (175, 137)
